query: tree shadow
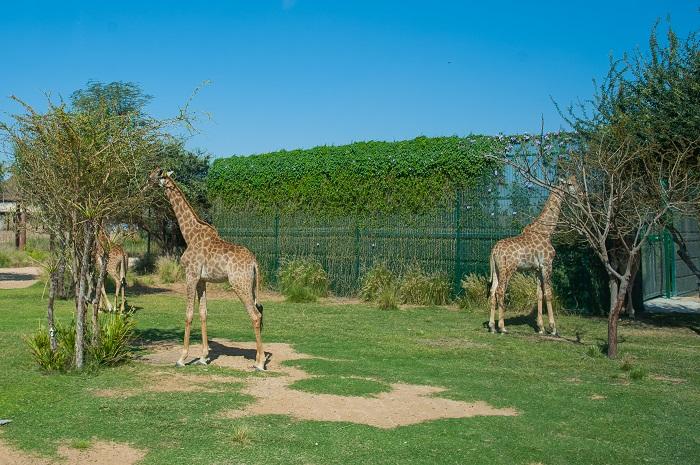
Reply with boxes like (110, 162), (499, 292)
(635, 311), (700, 335)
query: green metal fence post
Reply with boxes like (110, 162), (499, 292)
(273, 211), (281, 281)
(453, 193), (463, 296)
(663, 228), (676, 298)
(354, 223), (361, 284)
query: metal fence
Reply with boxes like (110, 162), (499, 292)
(213, 166), (553, 297)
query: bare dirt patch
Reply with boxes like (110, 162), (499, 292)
(0, 267), (41, 289)
(651, 374), (686, 384)
(135, 338), (518, 429)
(0, 439), (145, 465)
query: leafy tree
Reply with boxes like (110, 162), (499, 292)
(70, 81), (210, 254)
(71, 80), (152, 116)
(2, 96), (179, 368)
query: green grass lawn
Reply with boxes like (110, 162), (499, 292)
(1, 282), (699, 464)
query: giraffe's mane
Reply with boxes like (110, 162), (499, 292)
(166, 177), (218, 234)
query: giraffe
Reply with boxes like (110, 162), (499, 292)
(488, 178), (576, 335)
(150, 169), (266, 370)
(95, 228), (128, 313)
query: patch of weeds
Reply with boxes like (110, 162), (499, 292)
(279, 258), (329, 303)
(231, 426), (252, 445)
(585, 345), (604, 358)
(398, 265), (450, 306)
(290, 375), (391, 397)
(459, 273), (489, 311)
(69, 439), (91, 450)
(629, 367), (647, 381)
(360, 263), (396, 302)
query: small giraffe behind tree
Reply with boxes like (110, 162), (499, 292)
(151, 169), (266, 370)
(95, 228), (128, 313)
(488, 177), (576, 335)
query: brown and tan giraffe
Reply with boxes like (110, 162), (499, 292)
(151, 169), (266, 370)
(488, 178), (576, 335)
(95, 228), (128, 313)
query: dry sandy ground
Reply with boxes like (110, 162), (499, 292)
(0, 439), (145, 465)
(96, 338), (518, 429)
(0, 267), (41, 289)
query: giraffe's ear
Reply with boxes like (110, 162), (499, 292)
(166, 170), (174, 177)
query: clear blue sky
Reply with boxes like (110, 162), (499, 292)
(1, 1), (698, 159)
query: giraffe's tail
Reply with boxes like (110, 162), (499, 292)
(488, 250), (497, 298)
(253, 262), (263, 331)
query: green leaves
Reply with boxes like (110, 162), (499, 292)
(208, 135), (503, 216)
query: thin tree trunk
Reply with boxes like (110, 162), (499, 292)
(47, 234), (58, 352)
(607, 272), (631, 358)
(75, 221), (95, 369)
(609, 279), (618, 314)
(91, 249), (109, 347)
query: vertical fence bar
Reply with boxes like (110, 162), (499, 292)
(453, 193), (463, 296)
(273, 211), (281, 284)
(353, 222), (361, 284)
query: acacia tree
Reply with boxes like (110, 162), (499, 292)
(564, 23), (700, 282)
(2, 97), (179, 368)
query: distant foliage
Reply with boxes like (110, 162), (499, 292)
(208, 136), (503, 215)
(156, 255), (184, 283)
(279, 258), (329, 302)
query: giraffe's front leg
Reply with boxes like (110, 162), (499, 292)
(194, 281), (209, 365)
(176, 280), (197, 367)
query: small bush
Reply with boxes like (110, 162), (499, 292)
(629, 367), (647, 381)
(279, 258), (329, 302)
(398, 265), (450, 306)
(360, 263), (395, 302)
(88, 313), (135, 366)
(0, 247), (39, 267)
(26, 314), (135, 371)
(133, 252), (156, 275)
(156, 255), (184, 283)
(26, 321), (75, 372)
(376, 283), (400, 310)
(459, 274), (490, 311)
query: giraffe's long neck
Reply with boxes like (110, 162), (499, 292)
(523, 188), (564, 237)
(162, 178), (211, 245)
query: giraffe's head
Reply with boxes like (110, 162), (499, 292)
(149, 168), (174, 187)
(559, 175), (579, 195)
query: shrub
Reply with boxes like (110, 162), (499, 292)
(88, 313), (135, 366)
(278, 258), (329, 302)
(26, 322), (75, 372)
(360, 263), (396, 302)
(398, 265), (450, 306)
(156, 255), (184, 283)
(0, 247), (38, 267)
(133, 252), (157, 275)
(459, 273), (490, 311)
(376, 283), (400, 310)
(26, 314), (135, 371)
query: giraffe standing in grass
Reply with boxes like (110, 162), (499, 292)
(151, 169), (266, 370)
(488, 178), (576, 335)
(95, 228), (128, 313)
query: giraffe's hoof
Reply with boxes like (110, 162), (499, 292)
(550, 331), (559, 337)
(175, 360), (186, 368)
(538, 329), (544, 335)
(487, 324), (496, 334)
(498, 328), (509, 335)
(194, 358), (209, 366)
(253, 364), (266, 372)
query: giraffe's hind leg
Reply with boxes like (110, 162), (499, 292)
(488, 271), (498, 333)
(542, 265), (557, 336)
(536, 271), (545, 334)
(497, 270), (512, 334)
